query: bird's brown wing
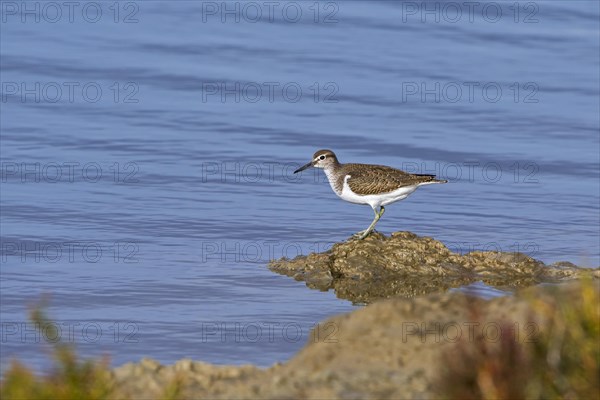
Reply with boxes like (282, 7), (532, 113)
(345, 164), (437, 196)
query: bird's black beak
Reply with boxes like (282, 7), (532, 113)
(294, 161), (313, 174)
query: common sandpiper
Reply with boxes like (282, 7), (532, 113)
(294, 149), (447, 239)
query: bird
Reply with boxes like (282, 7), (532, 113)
(293, 149), (447, 240)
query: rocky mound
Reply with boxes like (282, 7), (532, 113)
(268, 231), (598, 303)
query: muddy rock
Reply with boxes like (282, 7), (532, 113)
(269, 231), (597, 303)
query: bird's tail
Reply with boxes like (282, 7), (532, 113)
(415, 174), (448, 184)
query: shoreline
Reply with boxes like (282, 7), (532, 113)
(108, 279), (599, 399)
(3, 232), (599, 399)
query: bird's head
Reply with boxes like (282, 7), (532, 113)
(294, 149), (338, 173)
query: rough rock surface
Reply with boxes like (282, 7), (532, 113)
(108, 281), (598, 399)
(268, 231), (599, 303)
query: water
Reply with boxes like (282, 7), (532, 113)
(1, 1), (599, 372)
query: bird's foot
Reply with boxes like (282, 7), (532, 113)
(351, 230), (366, 240)
(351, 229), (376, 240)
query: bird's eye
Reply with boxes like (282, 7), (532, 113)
(319, 155), (326, 160)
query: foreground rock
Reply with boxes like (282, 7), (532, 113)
(268, 231), (598, 303)
(109, 281), (599, 399)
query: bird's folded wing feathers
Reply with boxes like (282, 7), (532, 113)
(346, 165), (437, 196)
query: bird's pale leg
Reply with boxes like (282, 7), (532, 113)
(354, 206), (385, 240)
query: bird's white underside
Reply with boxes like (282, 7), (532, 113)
(324, 169), (440, 210)
(340, 175), (419, 209)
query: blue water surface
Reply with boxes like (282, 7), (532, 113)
(1, 0), (599, 372)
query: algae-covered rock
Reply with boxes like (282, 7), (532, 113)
(269, 231), (598, 303)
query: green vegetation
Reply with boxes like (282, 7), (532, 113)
(1, 306), (114, 400)
(436, 279), (600, 400)
(0, 304), (191, 400)
(0, 306), (111, 400)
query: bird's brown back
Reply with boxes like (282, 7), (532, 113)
(339, 163), (443, 195)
